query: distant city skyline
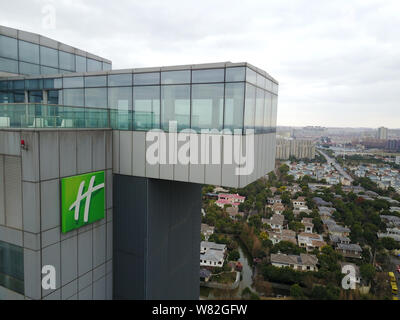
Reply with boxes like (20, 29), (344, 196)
(1, 0), (399, 128)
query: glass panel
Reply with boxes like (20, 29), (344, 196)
(63, 77), (84, 88)
(48, 90), (61, 104)
(264, 92), (272, 131)
(87, 58), (102, 72)
(134, 72), (160, 85)
(161, 85), (190, 131)
(44, 78), (62, 89)
(40, 66), (59, 75)
(19, 62), (40, 75)
(0, 81), (11, 90)
(63, 89), (84, 107)
(0, 57), (18, 74)
(40, 46), (58, 68)
(246, 68), (257, 85)
(161, 70), (190, 85)
(266, 79), (273, 92)
(108, 87), (132, 110)
(13, 80), (25, 90)
(19, 40), (39, 64)
(102, 62), (112, 71)
(85, 88), (107, 108)
(272, 95), (278, 130)
(133, 86), (160, 130)
(244, 84), (256, 130)
(75, 55), (86, 72)
(0, 92), (13, 103)
(224, 83), (245, 132)
(226, 67), (245, 82)
(25, 79), (43, 90)
(256, 73), (266, 89)
(14, 91), (25, 103)
(0, 240), (24, 295)
(28, 91), (43, 103)
(255, 88), (265, 133)
(85, 108), (109, 128)
(0, 35), (18, 60)
(59, 51), (75, 71)
(109, 73), (132, 87)
(191, 84), (224, 131)
(85, 76), (107, 87)
(192, 69), (224, 83)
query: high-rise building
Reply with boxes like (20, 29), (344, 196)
(0, 25), (278, 300)
(275, 138), (315, 160)
(377, 127), (388, 140)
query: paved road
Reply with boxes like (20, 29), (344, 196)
(317, 149), (354, 182)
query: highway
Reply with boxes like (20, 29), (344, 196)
(317, 149), (354, 183)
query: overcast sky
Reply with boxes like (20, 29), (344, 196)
(2, 0), (399, 128)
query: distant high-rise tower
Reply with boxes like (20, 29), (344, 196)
(377, 127), (388, 140)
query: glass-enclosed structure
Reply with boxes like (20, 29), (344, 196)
(0, 64), (278, 133)
(0, 26), (111, 76)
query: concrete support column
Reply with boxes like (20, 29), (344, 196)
(113, 175), (201, 300)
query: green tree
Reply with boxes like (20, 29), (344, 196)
(360, 264), (376, 285)
(228, 250), (240, 262)
(290, 284), (305, 299)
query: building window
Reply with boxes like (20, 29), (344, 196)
(191, 83), (224, 132)
(108, 87), (132, 110)
(133, 86), (160, 130)
(59, 51), (75, 71)
(161, 70), (190, 85)
(109, 74), (133, 87)
(134, 73), (160, 85)
(0, 35), (18, 60)
(75, 55), (87, 73)
(87, 58), (102, 72)
(40, 46), (58, 68)
(192, 69), (224, 83)
(224, 82), (244, 132)
(226, 67), (245, 82)
(85, 88), (107, 108)
(0, 240), (24, 295)
(85, 75), (107, 88)
(161, 84), (190, 131)
(19, 40), (39, 64)
(244, 84), (256, 130)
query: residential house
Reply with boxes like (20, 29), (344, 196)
(201, 224), (215, 241)
(271, 203), (286, 215)
(268, 229), (297, 245)
(200, 241), (227, 267)
(329, 234), (351, 246)
(292, 197), (307, 207)
(301, 218), (314, 233)
(200, 269), (212, 282)
(215, 193), (245, 209)
(336, 243), (363, 259)
(377, 228), (400, 242)
(326, 222), (351, 237)
(268, 195), (282, 205)
(270, 253), (318, 272)
(263, 214), (285, 232)
(297, 232), (326, 252)
(313, 197), (332, 207)
(226, 206), (244, 221)
(294, 206), (312, 217)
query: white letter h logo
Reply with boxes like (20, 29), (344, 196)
(69, 176), (105, 223)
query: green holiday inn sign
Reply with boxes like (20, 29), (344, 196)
(61, 171), (105, 233)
